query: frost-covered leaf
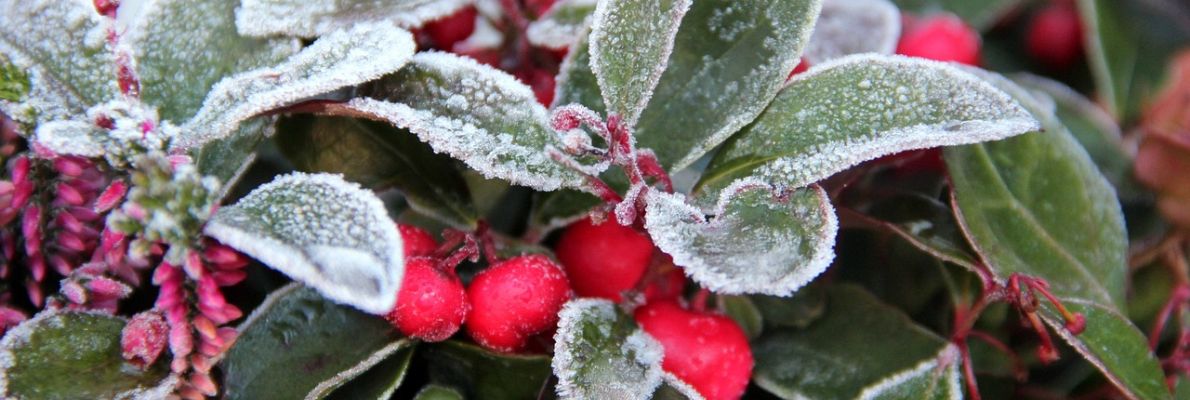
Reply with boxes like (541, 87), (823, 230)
(341, 51), (586, 192)
(414, 385), (464, 400)
(753, 284), (957, 400)
(651, 373), (704, 400)
(531, 189), (603, 234)
(0, 56), (30, 102)
(892, 0), (1023, 31)
(424, 340), (552, 400)
(325, 346), (414, 400)
(855, 348), (963, 400)
(553, 31), (605, 114)
(0, 311), (173, 399)
(803, 0), (900, 65)
(527, 0), (597, 50)
(204, 173), (405, 314)
(222, 284), (411, 400)
(696, 54), (1039, 199)
(588, 0), (690, 127)
(236, 0), (470, 38)
(125, 0), (298, 122)
(634, 0), (822, 169)
(945, 72), (1168, 400)
(0, 0), (119, 124)
(553, 299), (664, 400)
(855, 193), (980, 271)
(644, 181), (837, 296)
(32, 119), (106, 157)
(176, 22), (415, 149)
(277, 115), (478, 228)
(192, 117), (273, 199)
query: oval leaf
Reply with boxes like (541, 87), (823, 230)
(652, 373), (704, 400)
(325, 346), (414, 400)
(236, 0), (471, 38)
(527, 0), (597, 50)
(553, 30), (606, 114)
(1040, 301), (1169, 400)
(644, 180), (837, 296)
(697, 54), (1039, 199)
(0, 311), (173, 399)
(414, 385), (465, 400)
(588, 0), (690, 127)
(633, 0), (823, 169)
(424, 340), (552, 400)
(553, 299), (665, 400)
(803, 0), (900, 65)
(204, 173), (404, 314)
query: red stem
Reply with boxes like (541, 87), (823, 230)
(1150, 285), (1190, 348)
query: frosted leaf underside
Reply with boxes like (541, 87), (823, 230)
(235, 0), (471, 38)
(634, 0), (823, 169)
(176, 22), (414, 149)
(527, 0), (597, 50)
(802, 0), (900, 65)
(344, 51), (586, 192)
(588, 0), (690, 127)
(204, 173), (405, 314)
(0, 0), (118, 124)
(552, 299), (664, 400)
(697, 54), (1040, 199)
(643, 181), (837, 296)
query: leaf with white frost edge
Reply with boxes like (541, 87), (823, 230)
(553, 29), (605, 114)
(204, 173), (404, 314)
(175, 22), (415, 149)
(644, 179), (837, 296)
(0, 0), (119, 125)
(696, 54), (1040, 201)
(553, 299), (664, 400)
(235, 0), (471, 38)
(339, 51), (587, 192)
(527, 0), (597, 50)
(652, 373), (705, 400)
(588, 0), (690, 127)
(802, 0), (900, 65)
(33, 119), (106, 158)
(856, 346), (963, 400)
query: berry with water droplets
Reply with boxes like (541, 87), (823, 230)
(386, 258), (469, 342)
(466, 254), (572, 353)
(1026, 1), (1083, 71)
(896, 13), (981, 66)
(555, 217), (654, 302)
(634, 301), (753, 400)
(398, 224), (439, 258)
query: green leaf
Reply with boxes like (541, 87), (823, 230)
(223, 284), (411, 400)
(944, 72), (1168, 400)
(634, 0), (823, 169)
(193, 117), (272, 199)
(527, 0), (597, 50)
(277, 115), (478, 228)
(413, 385), (464, 400)
(0, 0), (118, 123)
(531, 189), (602, 234)
(0, 55), (29, 102)
(1078, 0), (1190, 123)
(424, 340), (552, 400)
(851, 193), (980, 271)
(752, 283), (828, 329)
(651, 374), (704, 400)
(176, 22), (415, 149)
(0, 311), (172, 399)
(345, 52), (587, 192)
(236, 0), (470, 38)
(588, 0), (690, 127)
(718, 295), (764, 340)
(205, 173), (405, 314)
(696, 55), (1039, 200)
(124, 0), (299, 122)
(892, 0), (1024, 31)
(554, 31), (606, 114)
(325, 345), (415, 400)
(803, 0), (901, 64)
(643, 181), (837, 296)
(752, 285), (959, 400)
(552, 299), (664, 399)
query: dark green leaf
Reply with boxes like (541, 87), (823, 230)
(1039, 301), (1170, 400)
(413, 385), (464, 400)
(326, 346), (415, 400)
(552, 299), (664, 399)
(850, 193), (980, 271)
(751, 283), (828, 329)
(194, 117), (271, 199)
(588, 0), (689, 126)
(892, 0), (1024, 31)
(277, 115), (478, 228)
(555, 31), (607, 114)
(718, 295), (764, 340)
(530, 189), (602, 234)
(651, 374), (703, 400)
(424, 340), (552, 400)
(0, 311), (171, 399)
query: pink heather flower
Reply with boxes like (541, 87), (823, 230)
(95, 180), (128, 213)
(0, 306), (27, 335)
(122, 311), (168, 370)
(52, 157), (88, 177)
(169, 320), (194, 358)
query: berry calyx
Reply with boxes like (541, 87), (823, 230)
(424, 6), (478, 50)
(634, 301), (753, 400)
(896, 13), (981, 66)
(466, 254), (572, 353)
(385, 257), (469, 342)
(398, 224), (439, 258)
(555, 216), (654, 302)
(1026, 1), (1083, 71)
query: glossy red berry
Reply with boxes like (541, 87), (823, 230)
(1026, 2), (1083, 71)
(398, 224), (439, 258)
(896, 13), (981, 66)
(634, 302), (753, 400)
(555, 217), (654, 302)
(466, 254), (572, 353)
(641, 268), (686, 303)
(425, 6), (477, 50)
(386, 258), (469, 342)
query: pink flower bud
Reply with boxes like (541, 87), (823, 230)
(190, 354), (213, 373)
(183, 250), (204, 280)
(121, 311), (167, 370)
(55, 230), (88, 253)
(11, 181), (31, 211)
(152, 262), (179, 285)
(167, 154), (192, 169)
(203, 243), (247, 269)
(68, 206), (100, 222)
(169, 321), (193, 357)
(95, 180), (127, 213)
(28, 256), (46, 282)
(0, 306), (27, 335)
(123, 203), (147, 221)
(190, 371), (218, 396)
(198, 340), (222, 357)
(212, 269), (247, 287)
(25, 278), (43, 307)
(61, 280), (87, 304)
(87, 276), (131, 300)
(11, 156), (29, 185)
(171, 356), (189, 374)
(21, 206), (42, 253)
(48, 254), (73, 276)
(55, 211), (85, 235)
(53, 157), (86, 177)
(193, 316), (217, 341)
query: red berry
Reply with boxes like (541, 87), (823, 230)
(398, 224), (439, 258)
(634, 302), (753, 400)
(386, 258), (469, 342)
(525, 0), (557, 18)
(453, 46), (503, 68)
(425, 6), (477, 50)
(1026, 2), (1083, 71)
(466, 254), (572, 352)
(516, 68), (557, 106)
(896, 14), (981, 66)
(641, 268), (686, 303)
(555, 217), (654, 302)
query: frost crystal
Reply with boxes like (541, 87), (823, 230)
(176, 22), (415, 149)
(588, 0), (690, 127)
(345, 51), (587, 192)
(34, 99), (179, 167)
(235, 0), (471, 38)
(802, 0), (900, 65)
(644, 181), (837, 296)
(527, 0), (597, 50)
(553, 299), (664, 400)
(204, 173), (404, 315)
